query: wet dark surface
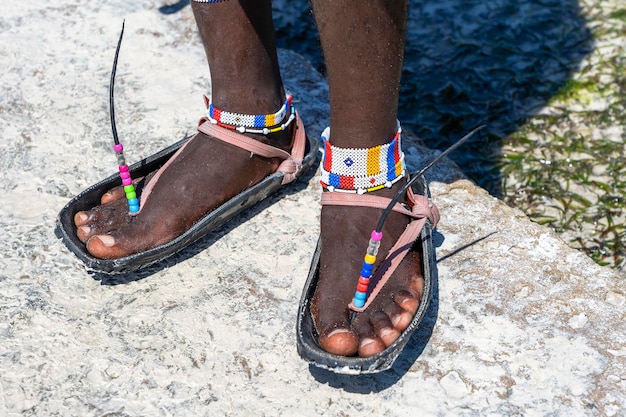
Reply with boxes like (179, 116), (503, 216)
(160, 0), (592, 195)
(272, 0), (593, 196)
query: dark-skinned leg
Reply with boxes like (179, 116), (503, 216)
(74, 0), (294, 259)
(310, 0), (423, 357)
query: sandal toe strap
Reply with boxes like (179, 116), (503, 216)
(321, 187), (438, 312)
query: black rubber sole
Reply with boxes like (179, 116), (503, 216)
(55, 134), (318, 274)
(296, 175), (435, 375)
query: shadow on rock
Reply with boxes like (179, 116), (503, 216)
(163, 0), (593, 195)
(273, 0), (593, 195)
(158, 0), (189, 15)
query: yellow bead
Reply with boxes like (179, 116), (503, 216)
(367, 184), (385, 192)
(364, 254), (376, 264)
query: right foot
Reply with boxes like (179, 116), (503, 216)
(311, 184), (427, 358)
(74, 119), (296, 259)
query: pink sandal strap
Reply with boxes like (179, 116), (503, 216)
(198, 112), (307, 185)
(321, 187), (439, 312)
(132, 109), (307, 215)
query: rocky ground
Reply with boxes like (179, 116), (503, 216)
(0, 1), (624, 416)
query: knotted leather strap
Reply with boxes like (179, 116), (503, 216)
(198, 112), (307, 185)
(321, 188), (439, 312)
(133, 112), (307, 215)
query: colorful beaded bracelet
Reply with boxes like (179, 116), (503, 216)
(319, 123), (406, 194)
(207, 95), (296, 135)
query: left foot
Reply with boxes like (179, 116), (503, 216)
(73, 120), (296, 259)
(311, 183), (425, 357)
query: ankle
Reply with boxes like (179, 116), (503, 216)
(319, 123), (406, 194)
(245, 123), (295, 153)
(210, 89), (285, 116)
(205, 93), (297, 152)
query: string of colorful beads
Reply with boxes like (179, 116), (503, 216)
(352, 230), (383, 308)
(207, 95), (296, 135)
(113, 143), (139, 214)
(319, 123), (406, 194)
(318, 124), (405, 308)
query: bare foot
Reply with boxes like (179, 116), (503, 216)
(311, 184), (424, 357)
(74, 125), (294, 259)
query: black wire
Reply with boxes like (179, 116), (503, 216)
(110, 20), (125, 146)
(374, 124), (486, 232)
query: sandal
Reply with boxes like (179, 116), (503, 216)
(56, 108), (317, 274)
(296, 177), (439, 374)
(57, 23), (318, 274)
(295, 121), (440, 374)
(296, 174), (438, 374)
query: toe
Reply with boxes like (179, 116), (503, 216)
(318, 328), (359, 356)
(393, 289), (420, 316)
(74, 211), (91, 227)
(100, 187), (126, 204)
(74, 198), (132, 243)
(86, 234), (128, 259)
(383, 299), (414, 332)
(76, 225), (91, 242)
(352, 312), (387, 357)
(358, 336), (386, 357)
(370, 311), (401, 347)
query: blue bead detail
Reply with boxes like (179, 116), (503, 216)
(128, 197), (139, 213)
(328, 172), (341, 188)
(344, 157), (354, 167)
(208, 104), (214, 118)
(387, 139), (396, 181)
(352, 298), (365, 308)
(360, 263), (374, 277)
(254, 114), (265, 128)
(352, 291), (367, 308)
(354, 291), (367, 302)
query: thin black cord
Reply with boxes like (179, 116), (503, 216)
(374, 124), (486, 232)
(110, 20), (125, 146)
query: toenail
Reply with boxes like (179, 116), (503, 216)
(327, 328), (351, 338)
(359, 337), (377, 349)
(379, 328), (395, 339)
(76, 213), (89, 223)
(391, 315), (403, 327)
(79, 225), (90, 234)
(95, 235), (116, 247)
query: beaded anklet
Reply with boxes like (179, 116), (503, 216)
(207, 95), (296, 135)
(319, 123), (406, 194)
